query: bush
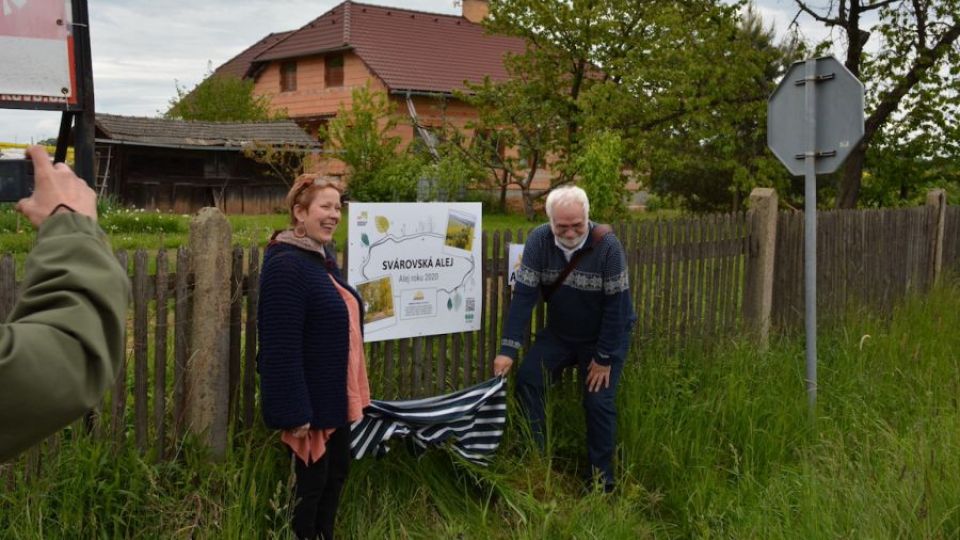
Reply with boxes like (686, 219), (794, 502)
(577, 130), (628, 222)
(348, 154), (423, 202)
(417, 151), (486, 202)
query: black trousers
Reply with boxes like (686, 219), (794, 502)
(292, 426), (351, 540)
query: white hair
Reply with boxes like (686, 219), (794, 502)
(545, 186), (590, 223)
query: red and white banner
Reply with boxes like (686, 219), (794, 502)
(0, 0), (75, 104)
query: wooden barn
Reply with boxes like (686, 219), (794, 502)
(94, 114), (319, 214)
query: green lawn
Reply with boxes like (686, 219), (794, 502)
(2, 277), (959, 538)
(0, 206), (676, 276)
(0, 205), (675, 253)
(0, 207), (536, 253)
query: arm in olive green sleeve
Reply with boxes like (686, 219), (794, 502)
(0, 213), (129, 462)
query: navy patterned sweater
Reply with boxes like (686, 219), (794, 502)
(500, 222), (636, 365)
(257, 242), (363, 430)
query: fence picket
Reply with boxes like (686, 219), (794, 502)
(243, 246), (260, 429)
(229, 248), (243, 422)
(173, 247), (190, 442)
(452, 333), (462, 389)
(690, 218), (705, 343)
(463, 332), (474, 387)
(133, 250), (149, 452)
(112, 250), (129, 445)
(478, 231), (488, 382)
(154, 249), (169, 459)
(488, 231), (502, 380)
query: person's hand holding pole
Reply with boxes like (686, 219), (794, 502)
(15, 145), (97, 227)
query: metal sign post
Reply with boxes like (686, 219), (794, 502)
(768, 56), (864, 411)
(802, 59), (818, 410)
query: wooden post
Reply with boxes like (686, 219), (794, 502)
(926, 189), (947, 287)
(186, 208), (232, 458)
(743, 188), (778, 349)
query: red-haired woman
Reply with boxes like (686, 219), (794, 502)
(258, 174), (370, 539)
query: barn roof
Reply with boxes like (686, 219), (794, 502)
(95, 114), (318, 150)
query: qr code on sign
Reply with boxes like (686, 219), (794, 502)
(466, 297), (475, 312)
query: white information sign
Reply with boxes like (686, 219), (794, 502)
(507, 243), (524, 289)
(0, 0), (74, 103)
(348, 203), (483, 342)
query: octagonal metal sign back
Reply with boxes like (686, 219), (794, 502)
(768, 56), (864, 176)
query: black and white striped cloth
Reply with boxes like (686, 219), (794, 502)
(350, 376), (507, 465)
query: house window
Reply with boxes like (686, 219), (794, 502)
(325, 54), (344, 87)
(280, 61), (297, 92)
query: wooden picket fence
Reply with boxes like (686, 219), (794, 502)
(1, 192), (957, 469)
(944, 206), (960, 271)
(773, 207), (935, 326)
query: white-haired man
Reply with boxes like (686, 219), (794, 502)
(493, 186), (635, 492)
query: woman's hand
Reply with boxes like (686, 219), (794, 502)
(287, 423), (311, 438)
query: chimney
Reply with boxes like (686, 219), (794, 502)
(461, 0), (489, 24)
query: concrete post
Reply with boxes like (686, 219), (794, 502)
(926, 189), (947, 287)
(744, 188), (779, 349)
(186, 207), (232, 458)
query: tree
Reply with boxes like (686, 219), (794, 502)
(577, 130), (627, 222)
(860, 121), (960, 206)
(240, 141), (310, 189)
(165, 66), (284, 122)
(586, 1), (799, 212)
(458, 72), (567, 218)
(793, 0), (960, 208)
(323, 85), (424, 202)
(418, 149), (487, 202)
(455, 0), (650, 218)
(457, 0), (798, 215)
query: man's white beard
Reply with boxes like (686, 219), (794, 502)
(558, 233), (587, 249)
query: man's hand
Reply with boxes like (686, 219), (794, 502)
(287, 422), (311, 439)
(493, 354), (514, 376)
(586, 360), (611, 393)
(16, 145), (97, 227)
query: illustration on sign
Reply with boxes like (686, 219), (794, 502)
(348, 203), (483, 342)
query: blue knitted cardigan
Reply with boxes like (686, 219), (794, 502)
(257, 242), (364, 430)
(499, 222), (636, 365)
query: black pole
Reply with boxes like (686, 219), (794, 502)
(72, 0), (96, 188)
(54, 112), (73, 163)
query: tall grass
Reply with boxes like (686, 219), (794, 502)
(2, 279), (958, 537)
(0, 427), (293, 539)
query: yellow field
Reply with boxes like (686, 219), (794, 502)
(0, 142), (75, 164)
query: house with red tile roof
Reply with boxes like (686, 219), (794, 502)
(213, 0), (552, 191)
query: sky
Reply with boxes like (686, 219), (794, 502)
(0, 0), (835, 144)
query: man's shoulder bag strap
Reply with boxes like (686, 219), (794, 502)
(541, 223), (613, 302)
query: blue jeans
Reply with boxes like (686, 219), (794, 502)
(515, 328), (627, 487)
